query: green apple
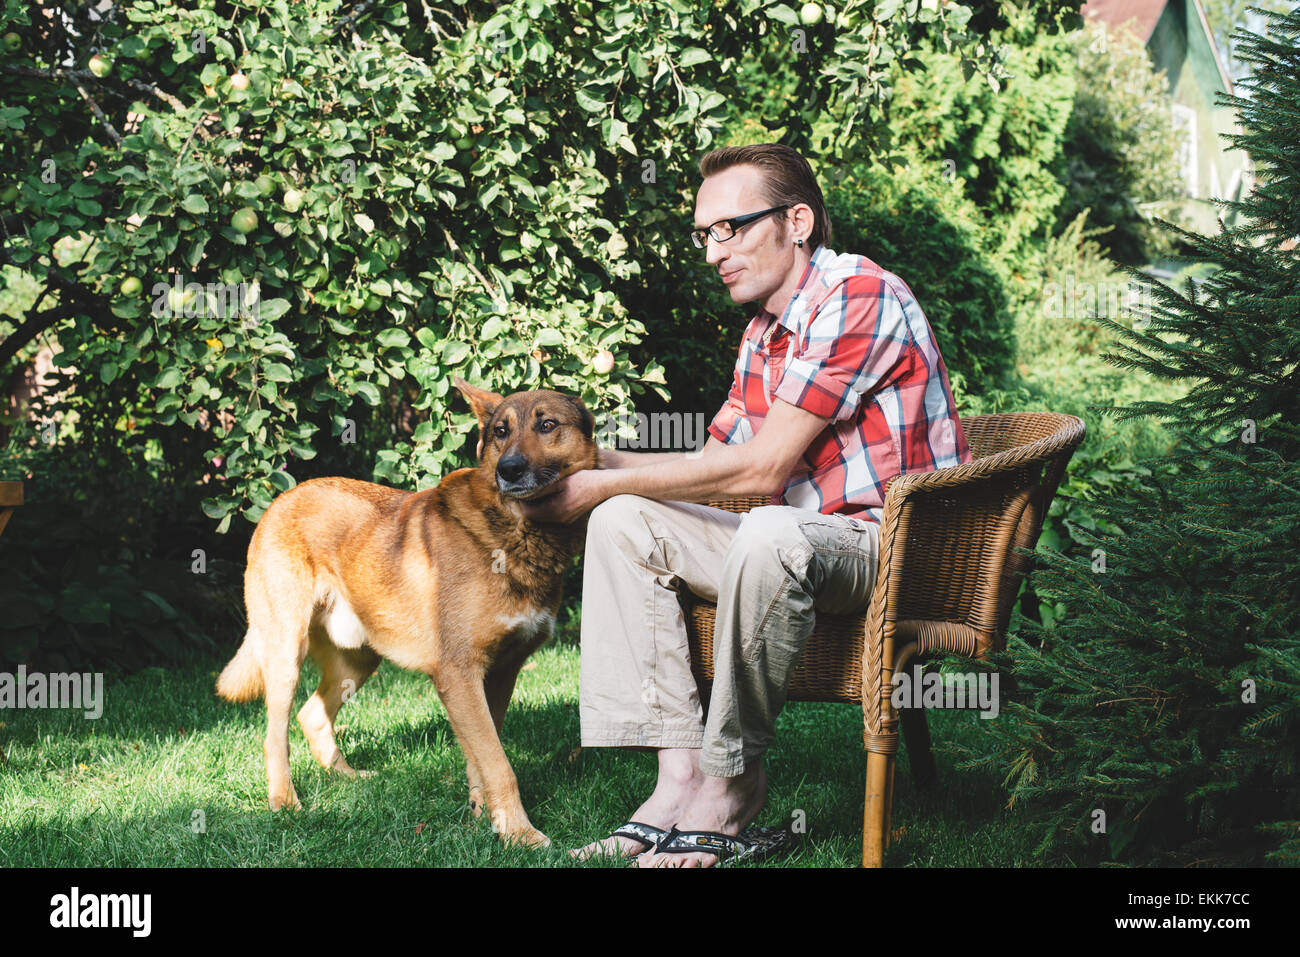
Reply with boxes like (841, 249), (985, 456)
(254, 174), (276, 197)
(364, 294), (382, 312)
(230, 71), (250, 91)
(282, 188), (303, 213)
(167, 286), (195, 314)
(592, 349), (615, 375)
(119, 276), (143, 296)
(231, 207), (258, 234)
(800, 3), (824, 25)
(2, 33), (21, 53)
(88, 54), (111, 77)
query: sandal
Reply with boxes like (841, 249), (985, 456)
(652, 825), (792, 866)
(573, 820), (670, 860)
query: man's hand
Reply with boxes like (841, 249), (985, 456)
(519, 468), (607, 524)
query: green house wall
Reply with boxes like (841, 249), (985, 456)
(1148, 0), (1252, 231)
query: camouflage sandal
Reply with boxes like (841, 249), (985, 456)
(653, 825), (792, 866)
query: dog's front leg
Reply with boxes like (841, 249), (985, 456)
(433, 665), (549, 849)
(465, 663), (524, 817)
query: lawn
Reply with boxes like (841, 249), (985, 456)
(0, 637), (1058, 868)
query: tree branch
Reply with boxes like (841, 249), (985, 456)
(437, 223), (505, 308)
(335, 0), (382, 35)
(0, 253), (116, 374)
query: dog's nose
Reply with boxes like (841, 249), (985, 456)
(496, 454), (529, 483)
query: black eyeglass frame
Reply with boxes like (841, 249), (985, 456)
(690, 205), (790, 249)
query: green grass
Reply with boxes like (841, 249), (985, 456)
(0, 642), (1061, 867)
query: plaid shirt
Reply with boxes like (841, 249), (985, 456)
(708, 245), (972, 523)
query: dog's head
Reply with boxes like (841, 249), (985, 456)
(454, 377), (597, 501)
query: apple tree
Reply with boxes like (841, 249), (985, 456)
(0, 0), (1076, 532)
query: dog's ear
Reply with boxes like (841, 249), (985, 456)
(454, 376), (505, 429)
(567, 395), (594, 439)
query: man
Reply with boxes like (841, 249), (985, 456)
(521, 143), (971, 867)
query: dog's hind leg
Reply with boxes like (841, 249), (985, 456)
(245, 554), (312, 812)
(264, 636), (307, 811)
(298, 632), (380, 777)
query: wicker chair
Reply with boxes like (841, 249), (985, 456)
(680, 412), (1086, 867)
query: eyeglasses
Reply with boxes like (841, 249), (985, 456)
(690, 205), (789, 249)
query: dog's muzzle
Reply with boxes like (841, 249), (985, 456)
(496, 454), (559, 500)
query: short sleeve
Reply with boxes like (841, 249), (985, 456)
(773, 274), (911, 422)
(708, 359), (748, 444)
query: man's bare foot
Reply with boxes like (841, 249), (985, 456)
(570, 748), (704, 860)
(638, 761), (767, 868)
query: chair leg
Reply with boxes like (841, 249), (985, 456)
(900, 704), (939, 789)
(862, 750), (892, 867)
(883, 755), (896, 847)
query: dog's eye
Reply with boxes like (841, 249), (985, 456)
(493, 423), (509, 438)
(538, 419), (558, 433)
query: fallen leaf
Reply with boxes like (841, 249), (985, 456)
(567, 747), (583, 764)
(415, 822), (427, 836)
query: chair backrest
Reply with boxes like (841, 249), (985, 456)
(957, 412), (1086, 650)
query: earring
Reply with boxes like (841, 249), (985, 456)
(795, 239), (805, 247)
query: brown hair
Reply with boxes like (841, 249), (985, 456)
(698, 143), (833, 250)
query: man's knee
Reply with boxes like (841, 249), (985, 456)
(587, 493), (654, 540)
(587, 494), (687, 568)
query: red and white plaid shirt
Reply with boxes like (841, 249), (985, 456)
(708, 245), (972, 523)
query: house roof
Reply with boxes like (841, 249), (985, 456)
(1081, 0), (1235, 94)
(1080, 0), (1170, 42)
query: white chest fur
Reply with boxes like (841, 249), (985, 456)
(496, 608), (555, 641)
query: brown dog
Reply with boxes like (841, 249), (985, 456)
(216, 377), (595, 848)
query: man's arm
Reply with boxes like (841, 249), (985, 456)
(597, 435), (723, 469)
(521, 400), (829, 523)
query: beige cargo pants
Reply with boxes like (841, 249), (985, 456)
(579, 494), (880, 777)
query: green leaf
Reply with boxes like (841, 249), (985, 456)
(376, 327), (410, 349)
(575, 86), (606, 113)
(442, 341), (472, 364)
(270, 469), (296, 492)
(678, 47), (711, 68)
(257, 298), (291, 322)
(353, 381), (383, 406)
(481, 316), (511, 339)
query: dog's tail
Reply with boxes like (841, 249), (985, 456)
(216, 632), (265, 702)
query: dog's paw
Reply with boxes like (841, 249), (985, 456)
(503, 826), (551, 849)
(269, 790), (302, 812)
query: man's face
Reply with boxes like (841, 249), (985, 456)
(694, 164), (802, 311)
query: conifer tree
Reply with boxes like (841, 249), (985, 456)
(967, 6), (1300, 864)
